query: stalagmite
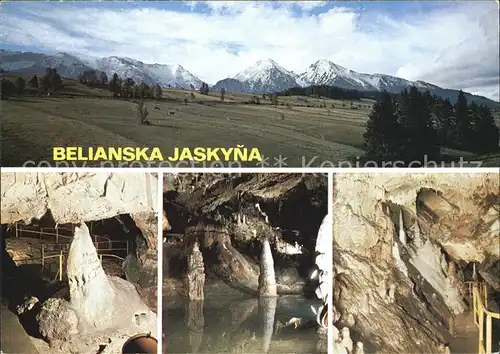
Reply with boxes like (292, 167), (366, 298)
(67, 222), (116, 332)
(186, 242), (205, 300)
(258, 238), (277, 297)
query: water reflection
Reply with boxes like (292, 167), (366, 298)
(164, 295), (322, 353)
(260, 297), (277, 353)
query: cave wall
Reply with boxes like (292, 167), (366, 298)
(332, 172), (499, 353)
(1, 172), (158, 246)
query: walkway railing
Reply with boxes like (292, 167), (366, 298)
(472, 282), (500, 354)
(11, 222), (129, 281)
(36, 251), (125, 282)
(15, 223), (113, 245)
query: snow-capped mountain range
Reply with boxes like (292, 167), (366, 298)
(0, 50), (203, 89)
(212, 58), (437, 95)
(0, 50), (496, 106)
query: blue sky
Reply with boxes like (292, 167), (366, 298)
(2, 1), (499, 100)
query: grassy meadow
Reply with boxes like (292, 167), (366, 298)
(1, 74), (498, 167)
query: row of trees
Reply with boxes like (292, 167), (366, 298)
(78, 70), (227, 103)
(1, 68), (63, 99)
(364, 87), (499, 162)
(77, 70), (162, 100)
(107, 73), (162, 100)
(279, 85), (379, 101)
(78, 70), (108, 87)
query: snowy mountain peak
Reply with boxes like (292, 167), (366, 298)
(310, 59), (347, 73)
(300, 59), (363, 87)
(231, 58), (300, 92)
(93, 56), (204, 89)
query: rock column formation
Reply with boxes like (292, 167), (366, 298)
(186, 242), (205, 300)
(258, 238), (277, 297)
(67, 222), (116, 332)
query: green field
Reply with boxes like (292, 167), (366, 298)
(1, 75), (498, 167)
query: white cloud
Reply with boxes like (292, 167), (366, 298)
(2, 1), (499, 100)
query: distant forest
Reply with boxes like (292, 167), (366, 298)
(279, 84), (387, 101)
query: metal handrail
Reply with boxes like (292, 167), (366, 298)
(472, 283), (500, 354)
(15, 223), (113, 244)
(99, 254), (125, 262)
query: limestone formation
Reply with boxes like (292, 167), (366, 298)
(258, 238), (277, 297)
(1, 172), (158, 288)
(37, 298), (79, 344)
(67, 222), (116, 332)
(37, 223), (157, 352)
(1, 172), (157, 226)
(314, 214), (332, 302)
(186, 242), (205, 300)
(346, 313), (355, 328)
(398, 209), (406, 245)
(333, 173), (499, 353)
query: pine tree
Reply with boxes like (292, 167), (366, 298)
(199, 82), (209, 95)
(109, 73), (120, 98)
(271, 92), (278, 106)
(48, 68), (62, 91)
(14, 77), (26, 93)
(434, 97), (456, 147)
(363, 91), (401, 161)
(29, 75), (39, 89)
(154, 84), (162, 101)
(220, 87), (226, 102)
(472, 105), (500, 153)
(1, 79), (16, 99)
(455, 90), (471, 150)
(99, 71), (108, 85)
